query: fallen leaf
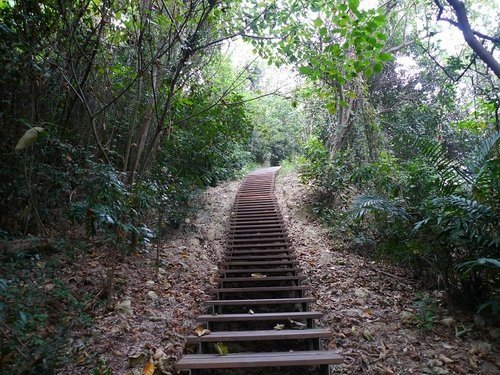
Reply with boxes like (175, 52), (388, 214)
(362, 330), (375, 341)
(273, 323), (285, 330)
(194, 325), (211, 337)
(128, 353), (146, 367)
(116, 300), (133, 316)
(440, 317), (455, 328)
(248, 309), (255, 314)
(142, 361), (155, 375)
(147, 291), (158, 300)
(251, 273), (267, 278)
(288, 319), (306, 329)
(214, 342), (228, 356)
(439, 354), (454, 364)
(153, 347), (167, 360)
(469, 341), (491, 356)
(354, 287), (370, 299)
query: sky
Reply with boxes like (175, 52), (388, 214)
(226, 0), (499, 92)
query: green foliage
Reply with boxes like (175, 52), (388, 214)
(248, 94), (304, 166)
(301, 130), (499, 310)
(413, 293), (440, 330)
(0, 254), (92, 373)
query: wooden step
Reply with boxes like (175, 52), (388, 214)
(228, 242), (289, 249)
(228, 230), (288, 240)
(186, 328), (331, 343)
(221, 260), (298, 266)
(229, 224), (284, 230)
(203, 297), (314, 306)
(176, 350), (342, 370)
(196, 311), (321, 322)
(217, 275), (305, 283)
(227, 249), (292, 255)
(210, 286), (309, 294)
(224, 254), (297, 260)
(220, 268), (301, 275)
(228, 238), (287, 245)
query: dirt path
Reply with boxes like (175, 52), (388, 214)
(61, 169), (498, 374)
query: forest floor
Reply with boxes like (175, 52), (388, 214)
(60, 169), (499, 375)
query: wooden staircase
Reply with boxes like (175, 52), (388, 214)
(176, 167), (342, 374)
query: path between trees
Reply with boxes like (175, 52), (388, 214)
(61, 170), (498, 374)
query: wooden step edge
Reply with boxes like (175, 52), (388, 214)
(209, 286), (310, 293)
(176, 350), (343, 370)
(196, 311), (322, 322)
(216, 275), (306, 282)
(224, 255), (297, 260)
(202, 297), (315, 306)
(221, 260), (299, 266)
(219, 268), (302, 275)
(185, 328), (332, 343)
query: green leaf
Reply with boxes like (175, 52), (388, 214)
(348, 0), (360, 11)
(373, 61), (383, 73)
(299, 66), (313, 75)
(379, 52), (393, 61)
(313, 17), (323, 28)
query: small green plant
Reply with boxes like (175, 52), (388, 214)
(413, 293), (440, 329)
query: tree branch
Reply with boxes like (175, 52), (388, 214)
(434, 0), (500, 77)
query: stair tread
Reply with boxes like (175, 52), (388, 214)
(176, 350), (342, 370)
(211, 286), (310, 293)
(196, 311), (322, 322)
(217, 275), (305, 282)
(220, 268), (301, 275)
(222, 260), (298, 266)
(203, 297), (314, 305)
(186, 328), (331, 342)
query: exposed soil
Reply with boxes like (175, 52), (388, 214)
(59, 169), (499, 375)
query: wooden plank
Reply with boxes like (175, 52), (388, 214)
(225, 248), (293, 256)
(217, 275), (305, 283)
(230, 231), (286, 238)
(176, 351), (343, 370)
(210, 285), (310, 293)
(220, 268), (301, 275)
(224, 254), (296, 260)
(186, 328), (331, 343)
(228, 242), (289, 249)
(228, 237), (288, 244)
(203, 297), (314, 306)
(221, 260), (298, 266)
(229, 224), (284, 230)
(196, 311), (321, 322)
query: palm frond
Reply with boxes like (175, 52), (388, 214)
(431, 195), (494, 220)
(419, 139), (472, 193)
(470, 131), (500, 171)
(350, 195), (410, 221)
(457, 258), (500, 278)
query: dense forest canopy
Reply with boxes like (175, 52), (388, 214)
(0, 0), (498, 373)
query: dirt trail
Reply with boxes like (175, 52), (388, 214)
(61, 170), (498, 374)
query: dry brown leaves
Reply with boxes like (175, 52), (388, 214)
(57, 179), (240, 374)
(275, 171), (499, 375)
